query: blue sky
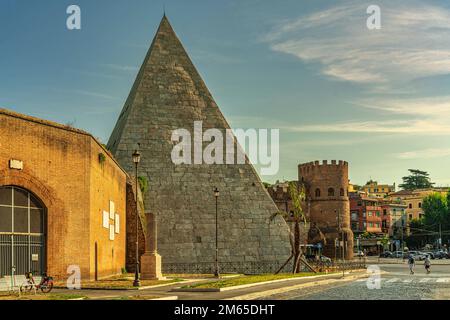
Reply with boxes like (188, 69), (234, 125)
(1, 0), (450, 187)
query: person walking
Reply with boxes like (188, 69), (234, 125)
(424, 256), (431, 274)
(408, 254), (415, 275)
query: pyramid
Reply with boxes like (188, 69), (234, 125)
(108, 16), (291, 270)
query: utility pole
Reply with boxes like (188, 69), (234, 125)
(401, 214), (404, 262)
(336, 210), (341, 260)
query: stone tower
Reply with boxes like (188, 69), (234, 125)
(107, 16), (291, 271)
(298, 160), (354, 260)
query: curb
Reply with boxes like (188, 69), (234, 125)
(150, 295), (179, 300)
(225, 271), (385, 300)
(172, 271), (365, 293)
(53, 279), (191, 291)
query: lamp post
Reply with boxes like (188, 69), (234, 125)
(214, 187), (220, 278)
(132, 149), (141, 287)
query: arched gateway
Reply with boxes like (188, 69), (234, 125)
(0, 186), (46, 277)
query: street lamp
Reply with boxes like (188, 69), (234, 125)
(132, 148), (141, 287)
(214, 187), (220, 278)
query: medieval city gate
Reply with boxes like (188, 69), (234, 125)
(0, 186), (46, 277)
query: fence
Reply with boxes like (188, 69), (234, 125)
(163, 259), (366, 275)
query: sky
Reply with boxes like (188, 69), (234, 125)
(1, 0), (449, 187)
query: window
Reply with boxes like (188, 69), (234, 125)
(409, 203), (412, 209)
(315, 188), (321, 197)
(418, 202), (422, 208)
(328, 188), (335, 197)
(369, 222), (373, 227)
(376, 223), (380, 228)
(340, 188), (345, 197)
(368, 211), (373, 217)
(357, 201), (362, 207)
(376, 211), (381, 217)
(0, 186), (44, 234)
(409, 214), (413, 220)
(383, 209), (387, 215)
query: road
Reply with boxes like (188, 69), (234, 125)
(261, 263), (450, 300)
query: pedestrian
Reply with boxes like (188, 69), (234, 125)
(408, 254), (415, 275)
(424, 256), (431, 274)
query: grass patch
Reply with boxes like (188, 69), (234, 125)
(111, 295), (163, 300)
(183, 272), (329, 289)
(0, 293), (87, 300)
(165, 273), (241, 279)
(54, 274), (182, 290)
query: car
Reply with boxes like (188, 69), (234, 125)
(392, 251), (404, 258)
(320, 255), (332, 264)
(355, 251), (365, 257)
(418, 252), (431, 260)
(423, 251), (435, 259)
(379, 251), (393, 258)
(434, 250), (449, 259)
(305, 254), (332, 265)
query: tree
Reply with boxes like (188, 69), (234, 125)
(271, 181), (316, 274)
(422, 193), (449, 246)
(399, 169), (434, 190)
(422, 193), (448, 228)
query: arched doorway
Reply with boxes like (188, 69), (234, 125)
(0, 186), (46, 277)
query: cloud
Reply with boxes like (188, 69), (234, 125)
(101, 64), (139, 72)
(70, 90), (118, 101)
(265, 1), (450, 85)
(283, 119), (450, 135)
(395, 148), (450, 159)
(355, 96), (450, 116)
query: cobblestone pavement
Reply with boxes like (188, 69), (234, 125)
(261, 264), (450, 300)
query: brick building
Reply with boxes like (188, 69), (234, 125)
(299, 160), (354, 260)
(349, 193), (383, 235)
(0, 109), (138, 280)
(362, 181), (395, 198)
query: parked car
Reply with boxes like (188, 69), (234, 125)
(407, 251), (427, 261)
(305, 254), (332, 265)
(392, 251), (404, 258)
(380, 251), (393, 258)
(320, 255), (332, 264)
(355, 251), (365, 257)
(423, 251), (435, 259)
(434, 250), (449, 259)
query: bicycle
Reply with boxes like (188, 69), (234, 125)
(20, 272), (54, 294)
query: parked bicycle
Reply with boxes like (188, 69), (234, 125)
(20, 272), (54, 293)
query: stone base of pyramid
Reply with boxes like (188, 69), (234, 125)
(141, 252), (166, 280)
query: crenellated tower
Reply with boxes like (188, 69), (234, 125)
(299, 160), (354, 260)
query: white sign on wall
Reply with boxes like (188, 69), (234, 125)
(103, 201), (120, 241)
(9, 159), (23, 170)
(103, 211), (109, 229)
(115, 214), (120, 234)
(109, 225), (115, 241)
(109, 201), (115, 219)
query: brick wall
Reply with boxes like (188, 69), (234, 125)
(0, 109), (127, 280)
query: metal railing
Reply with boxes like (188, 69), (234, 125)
(163, 259), (366, 275)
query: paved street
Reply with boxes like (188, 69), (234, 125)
(261, 264), (450, 300)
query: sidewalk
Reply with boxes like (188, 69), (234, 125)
(366, 257), (450, 265)
(51, 270), (370, 300)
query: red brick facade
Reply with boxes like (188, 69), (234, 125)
(0, 109), (128, 280)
